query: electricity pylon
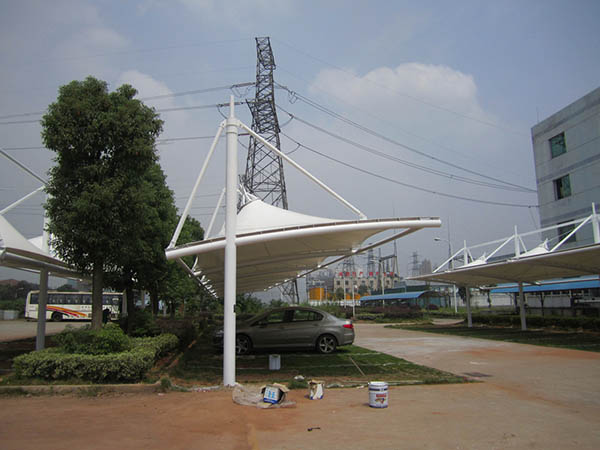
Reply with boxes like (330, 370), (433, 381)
(244, 36), (298, 303)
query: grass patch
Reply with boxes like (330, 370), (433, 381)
(390, 324), (600, 352)
(169, 337), (466, 386)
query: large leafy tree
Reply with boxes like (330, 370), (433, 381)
(161, 216), (205, 317)
(42, 77), (163, 329)
(105, 162), (178, 332)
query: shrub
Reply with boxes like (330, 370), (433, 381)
(355, 313), (384, 321)
(123, 309), (162, 337)
(0, 299), (25, 312)
(53, 324), (131, 355)
(155, 318), (198, 350)
(13, 333), (179, 383)
(469, 314), (600, 331)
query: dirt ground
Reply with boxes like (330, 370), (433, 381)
(2, 323), (600, 449)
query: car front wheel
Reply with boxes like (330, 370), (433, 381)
(316, 334), (337, 354)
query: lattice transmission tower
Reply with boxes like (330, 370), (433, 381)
(244, 37), (298, 302)
(243, 37), (288, 209)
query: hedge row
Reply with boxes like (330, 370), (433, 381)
(470, 314), (600, 331)
(13, 333), (178, 383)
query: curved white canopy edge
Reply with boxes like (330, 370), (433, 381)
(166, 199), (441, 297)
(0, 215), (82, 279)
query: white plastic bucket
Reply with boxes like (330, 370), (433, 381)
(368, 381), (388, 408)
(269, 354), (281, 370)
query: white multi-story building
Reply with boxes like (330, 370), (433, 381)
(531, 87), (600, 247)
(333, 269), (401, 297)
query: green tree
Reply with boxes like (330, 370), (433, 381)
(161, 216), (205, 317)
(42, 77), (163, 329)
(358, 284), (369, 296)
(268, 299), (289, 308)
(235, 294), (264, 314)
(105, 163), (177, 332)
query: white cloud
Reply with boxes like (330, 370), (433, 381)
(311, 63), (488, 122)
(117, 70), (173, 98)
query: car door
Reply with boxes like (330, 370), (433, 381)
(248, 309), (290, 348)
(284, 309), (324, 347)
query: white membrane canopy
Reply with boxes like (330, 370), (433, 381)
(166, 199), (441, 297)
(411, 243), (600, 286)
(0, 215), (81, 278)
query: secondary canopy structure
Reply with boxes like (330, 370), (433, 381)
(0, 215), (81, 279)
(166, 98), (441, 386)
(411, 209), (600, 331)
(413, 243), (600, 287)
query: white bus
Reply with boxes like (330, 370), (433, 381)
(25, 291), (122, 322)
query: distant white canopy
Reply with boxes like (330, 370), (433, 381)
(411, 243), (600, 287)
(0, 215), (81, 279)
(166, 199), (441, 297)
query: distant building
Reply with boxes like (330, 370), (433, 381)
(333, 269), (401, 297)
(531, 87), (600, 247)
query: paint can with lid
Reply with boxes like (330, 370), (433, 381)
(368, 381), (388, 408)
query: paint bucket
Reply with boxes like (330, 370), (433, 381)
(368, 381), (388, 408)
(308, 380), (324, 400)
(269, 354), (281, 370)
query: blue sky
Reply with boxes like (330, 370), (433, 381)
(1, 0), (599, 286)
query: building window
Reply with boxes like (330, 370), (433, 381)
(549, 132), (566, 158)
(558, 222), (577, 244)
(554, 174), (571, 200)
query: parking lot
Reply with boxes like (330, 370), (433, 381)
(2, 323), (600, 449)
(0, 319), (86, 342)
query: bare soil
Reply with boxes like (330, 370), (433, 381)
(1, 323), (599, 449)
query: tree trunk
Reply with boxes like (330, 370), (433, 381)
(126, 284), (135, 335)
(91, 263), (104, 330)
(150, 289), (159, 316)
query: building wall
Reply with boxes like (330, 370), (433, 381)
(531, 87), (600, 247)
(333, 271), (400, 295)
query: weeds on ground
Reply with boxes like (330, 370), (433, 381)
(168, 336), (466, 387)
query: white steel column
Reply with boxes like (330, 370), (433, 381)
(518, 282), (527, 331)
(592, 203), (599, 244)
(465, 287), (472, 328)
(223, 96), (238, 387)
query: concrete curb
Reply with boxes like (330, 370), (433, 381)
(0, 382), (161, 396)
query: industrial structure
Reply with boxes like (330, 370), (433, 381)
(243, 37), (298, 302)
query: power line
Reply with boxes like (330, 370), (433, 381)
(140, 82), (254, 101)
(275, 87), (536, 193)
(273, 38), (528, 137)
(0, 83), (254, 121)
(280, 132), (538, 209)
(275, 66), (529, 182)
(278, 106), (534, 193)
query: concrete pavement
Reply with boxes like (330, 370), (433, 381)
(0, 319), (86, 342)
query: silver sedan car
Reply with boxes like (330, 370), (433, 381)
(214, 306), (355, 355)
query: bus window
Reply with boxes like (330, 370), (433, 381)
(30, 293), (39, 305)
(82, 295), (92, 305)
